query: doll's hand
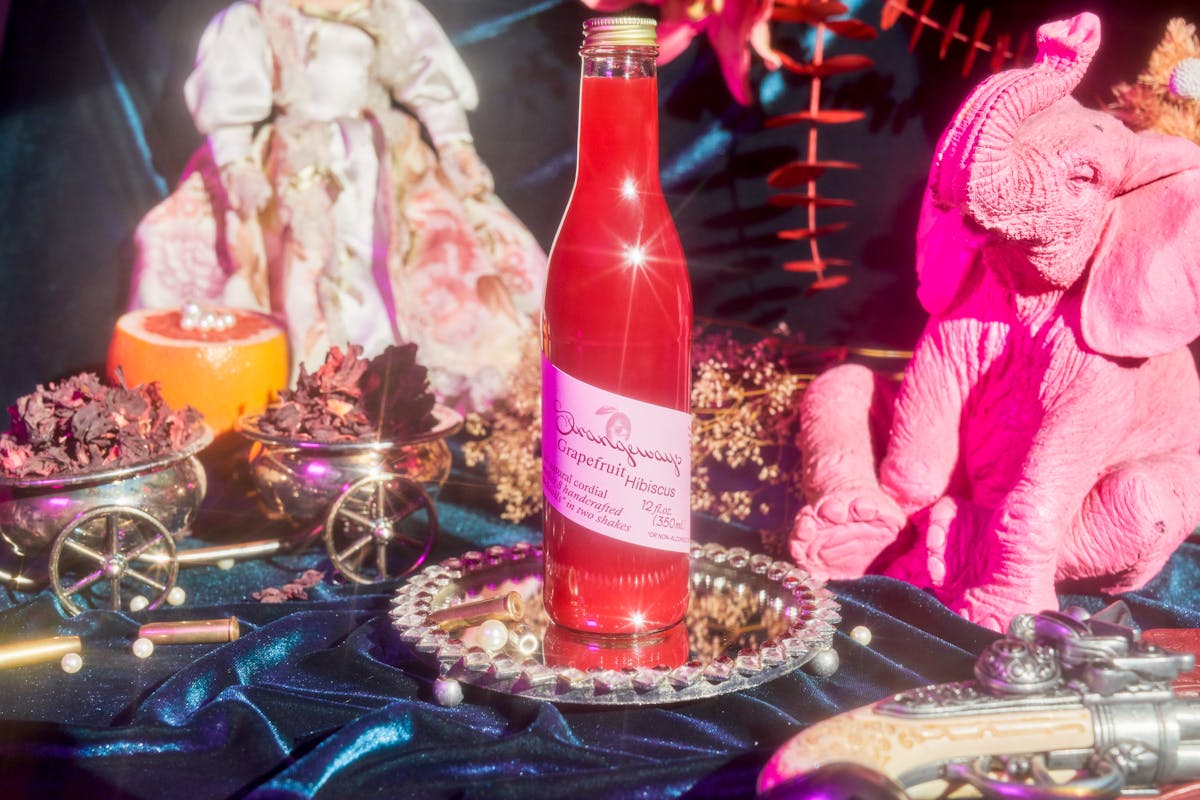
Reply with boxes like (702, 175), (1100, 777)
(440, 141), (494, 199)
(220, 160), (272, 217)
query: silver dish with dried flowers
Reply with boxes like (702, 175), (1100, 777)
(0, 372), (211, 615)
(236, 344), (463, 584)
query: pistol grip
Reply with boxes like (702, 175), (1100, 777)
(758, 703), (1095, 798)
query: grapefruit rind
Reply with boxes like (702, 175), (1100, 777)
(108, 308), (289, 436)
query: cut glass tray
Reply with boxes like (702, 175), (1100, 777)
(391, 541), (842, 706)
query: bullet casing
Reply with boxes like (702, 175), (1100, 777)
(137, 617), (240, 645)
(426, 592), (524, 632)
(0, 635), (82, 669)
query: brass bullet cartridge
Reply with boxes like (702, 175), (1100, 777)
(0, 635), (82, 670)
(137, 617), (241, 645)
(426, 592), (524, 633)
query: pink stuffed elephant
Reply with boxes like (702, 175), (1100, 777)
(791, 12), (1200, 631)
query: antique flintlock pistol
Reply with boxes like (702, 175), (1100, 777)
(759, 602), (1200, 799)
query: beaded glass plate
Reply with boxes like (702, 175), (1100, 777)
(390, 541), (842, 706)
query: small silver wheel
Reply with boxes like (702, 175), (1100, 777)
(323, 473), (437, 584)
(49, 505), (179, 616)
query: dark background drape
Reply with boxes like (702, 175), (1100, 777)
(1, 2), (1200, 798)
(0, 0), (1196, 398)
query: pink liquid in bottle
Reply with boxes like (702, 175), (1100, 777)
(542, 26), (692, 635)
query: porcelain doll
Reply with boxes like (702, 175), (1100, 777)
(130, 0), (546, 410)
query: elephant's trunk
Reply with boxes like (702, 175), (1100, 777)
(931, 14), (1101, 223)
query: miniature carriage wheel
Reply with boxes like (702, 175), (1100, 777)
(48, 505), (179, 616)
(323, 472), (437, 584)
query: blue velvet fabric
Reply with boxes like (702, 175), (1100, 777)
(0, 439), (1197, 799)
(2, 1), (1200, 797)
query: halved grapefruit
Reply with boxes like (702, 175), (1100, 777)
(108, 307), (289, 435)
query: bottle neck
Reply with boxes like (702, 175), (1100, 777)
(576, 47), (660, 186)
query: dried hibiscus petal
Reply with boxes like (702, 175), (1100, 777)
(259, 344), (437, 442)
(0, 372), (201, 479)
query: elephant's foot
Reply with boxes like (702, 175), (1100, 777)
(943, 583), (1060, 633)
(1059, 452), (1200, 594)
(884, 496), (954, 590)
(789, 487), (906, 580)
(882, 496), (1059, 631)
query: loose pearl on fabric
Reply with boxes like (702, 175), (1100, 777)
(132, 637), (155, 659)
(806, 648), (840, 677)
(129, 595), (149, 613)
(433, 676), (463, 707)
(60, 652), (83, 674)
(850, 625), (872, 646)
(166, 587), (187, 607)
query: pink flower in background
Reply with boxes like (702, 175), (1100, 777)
(582, 0), (780, 105)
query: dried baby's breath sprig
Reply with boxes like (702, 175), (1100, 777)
(461, 338), (542, 524)
(460, 321), (909, 537)
(690, 324), (909, 541)
(689, 322), (826, 528)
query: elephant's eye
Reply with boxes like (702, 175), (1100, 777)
(1069, 164), (1098, 185)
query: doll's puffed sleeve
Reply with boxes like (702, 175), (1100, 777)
(381, 0), (479, 150)
(183, 2), (274, 169)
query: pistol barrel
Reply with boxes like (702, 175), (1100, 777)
(1091, 695), (1200, 787)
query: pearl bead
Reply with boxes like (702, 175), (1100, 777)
(60, 652), (83, 674)
(806, 647), (840, 678)
(850, 625), (872, 646)
(476, 619), (509, 652)
(433, 676), (463, 706)
(166, 586), (187, 607)
(132, 637), (155, 659)
(128, 595), (149, 613)
(217, 558), (236, 571)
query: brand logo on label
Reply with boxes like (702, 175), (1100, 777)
(553, 404), (685, 477)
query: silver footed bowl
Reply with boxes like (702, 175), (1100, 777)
(235, 404), (463, 526)
(0, 423), (213, 557)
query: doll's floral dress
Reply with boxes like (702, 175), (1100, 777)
(129, 0), (546, 410)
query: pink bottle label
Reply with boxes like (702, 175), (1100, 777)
(542, 356), (691, 553)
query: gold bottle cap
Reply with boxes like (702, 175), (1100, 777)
(583, 16), (657, 48)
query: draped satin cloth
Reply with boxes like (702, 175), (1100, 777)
(0, 442), (1196, 799)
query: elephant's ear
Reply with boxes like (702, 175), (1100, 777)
(1082, 133), (1200, 358)
(915, 185), (987, 317)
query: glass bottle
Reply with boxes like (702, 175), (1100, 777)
(542, 620), (689, 671)
(541, 16), (693, 635)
